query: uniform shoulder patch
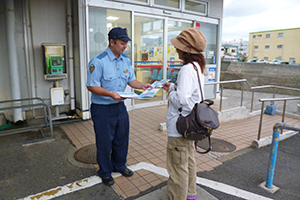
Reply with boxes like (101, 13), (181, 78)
(89, 64), (95, 73)
(97, 52), (108, 60)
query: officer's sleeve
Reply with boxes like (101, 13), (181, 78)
(86, 59), (102, 87)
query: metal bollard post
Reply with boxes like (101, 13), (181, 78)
(265, 126), (280, 188)
(261, 123), (300, 193)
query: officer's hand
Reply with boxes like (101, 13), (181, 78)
(111, 92), (126, 101)
(141, 83), (152, 91)
(162, 82), (171, 91)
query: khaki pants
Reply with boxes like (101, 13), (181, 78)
(166, 137), (197, 200)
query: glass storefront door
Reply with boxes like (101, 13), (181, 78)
(89, 8), (132, 59)
(133, 16), (164, 105)
(167, 20), (193, 84)
(87, 5), (217, 109)
(133, 17), (193, 105)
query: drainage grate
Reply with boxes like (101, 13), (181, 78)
(197, 138), (236, 153)
(74, 144), (97, 164)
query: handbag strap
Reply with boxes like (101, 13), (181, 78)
(178, 62), (204, 114)
(190, 62), (204, 101)
(195, 137), (212, 154)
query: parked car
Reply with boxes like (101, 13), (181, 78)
(289, 62), (300, 66)
(269, 59), (281, 64)
(222, 56), (238, 62)
(246, 58), (257, 63)
(257, 59), (268, 64)
(277, 61), (289, 65)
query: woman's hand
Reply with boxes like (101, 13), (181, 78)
(162, 82), (171, 91)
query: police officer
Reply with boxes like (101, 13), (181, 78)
(86, 27), (152, 186)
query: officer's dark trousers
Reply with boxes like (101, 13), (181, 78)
(91, 102), (129, 178)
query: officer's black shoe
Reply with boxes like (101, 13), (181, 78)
(101, 176), (114, 186)
(114, 168), (134, 177)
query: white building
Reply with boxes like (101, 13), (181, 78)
(0, 0), (224, 121)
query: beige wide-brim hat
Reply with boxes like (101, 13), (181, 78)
(170, 27), (207, 54)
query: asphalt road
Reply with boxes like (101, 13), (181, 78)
(0, 127), (121, 200)
(197, 132), (300, 200)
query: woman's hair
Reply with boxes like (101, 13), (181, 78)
(181, 51), (206, 74)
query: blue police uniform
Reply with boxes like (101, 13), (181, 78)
(86, 47), (136, 178)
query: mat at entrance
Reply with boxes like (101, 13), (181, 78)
(74, 144), (97, 164)
(197, 138), (236, 153)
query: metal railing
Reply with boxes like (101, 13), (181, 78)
(205, 80), (300, 140)
(250, 85), (300, 112)
(257, 97), (300, 140)
(0, 98), (53, 147)
(205, 79), (251, 111)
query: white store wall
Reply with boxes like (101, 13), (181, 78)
(0, 0), (223, 121)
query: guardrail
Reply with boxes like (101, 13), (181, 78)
(0, 98), (53, 147)
(206, 80), (300, 113)
(265, 123), (300, 190)
(250, 85), (300, 112)
(257, 97), (300, 140)
(206, 80), (300, 140)
(205, 79), (251, 111)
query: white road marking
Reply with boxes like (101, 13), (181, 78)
(19, 162), (273, 200)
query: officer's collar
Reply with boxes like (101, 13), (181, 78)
(106, 47), (124, 61)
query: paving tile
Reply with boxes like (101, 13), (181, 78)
(136, 169), (151, 176)
(60, 105), (300, 199)
(118, 181), (136, 192)
(131, 177), (148, 187)
(126, 188), (140, 198)
(149, 179), (163, 187)
(114, 176), (129, 185)
(143, 173), (159, 183)
(138, 183), (152, 192)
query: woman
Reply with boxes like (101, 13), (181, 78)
(161, 27), (207, 200)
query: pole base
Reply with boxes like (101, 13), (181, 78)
(52, 113), (68, 121)
(258, 181), (279, 194)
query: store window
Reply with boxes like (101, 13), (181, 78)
(197, 22), (218, 64)
(289, 58), (296, 64)
(108, 0), (148, 3)
(185, 0), (207, 14)
(154, 0), (180, 9)
(88, 8), (131, 59)
(134, 16), (165, 104)
(167, 19), (192, 83)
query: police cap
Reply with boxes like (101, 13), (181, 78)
(108, 27), (131, 41)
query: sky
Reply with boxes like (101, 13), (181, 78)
(222, 0), (300, 43)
